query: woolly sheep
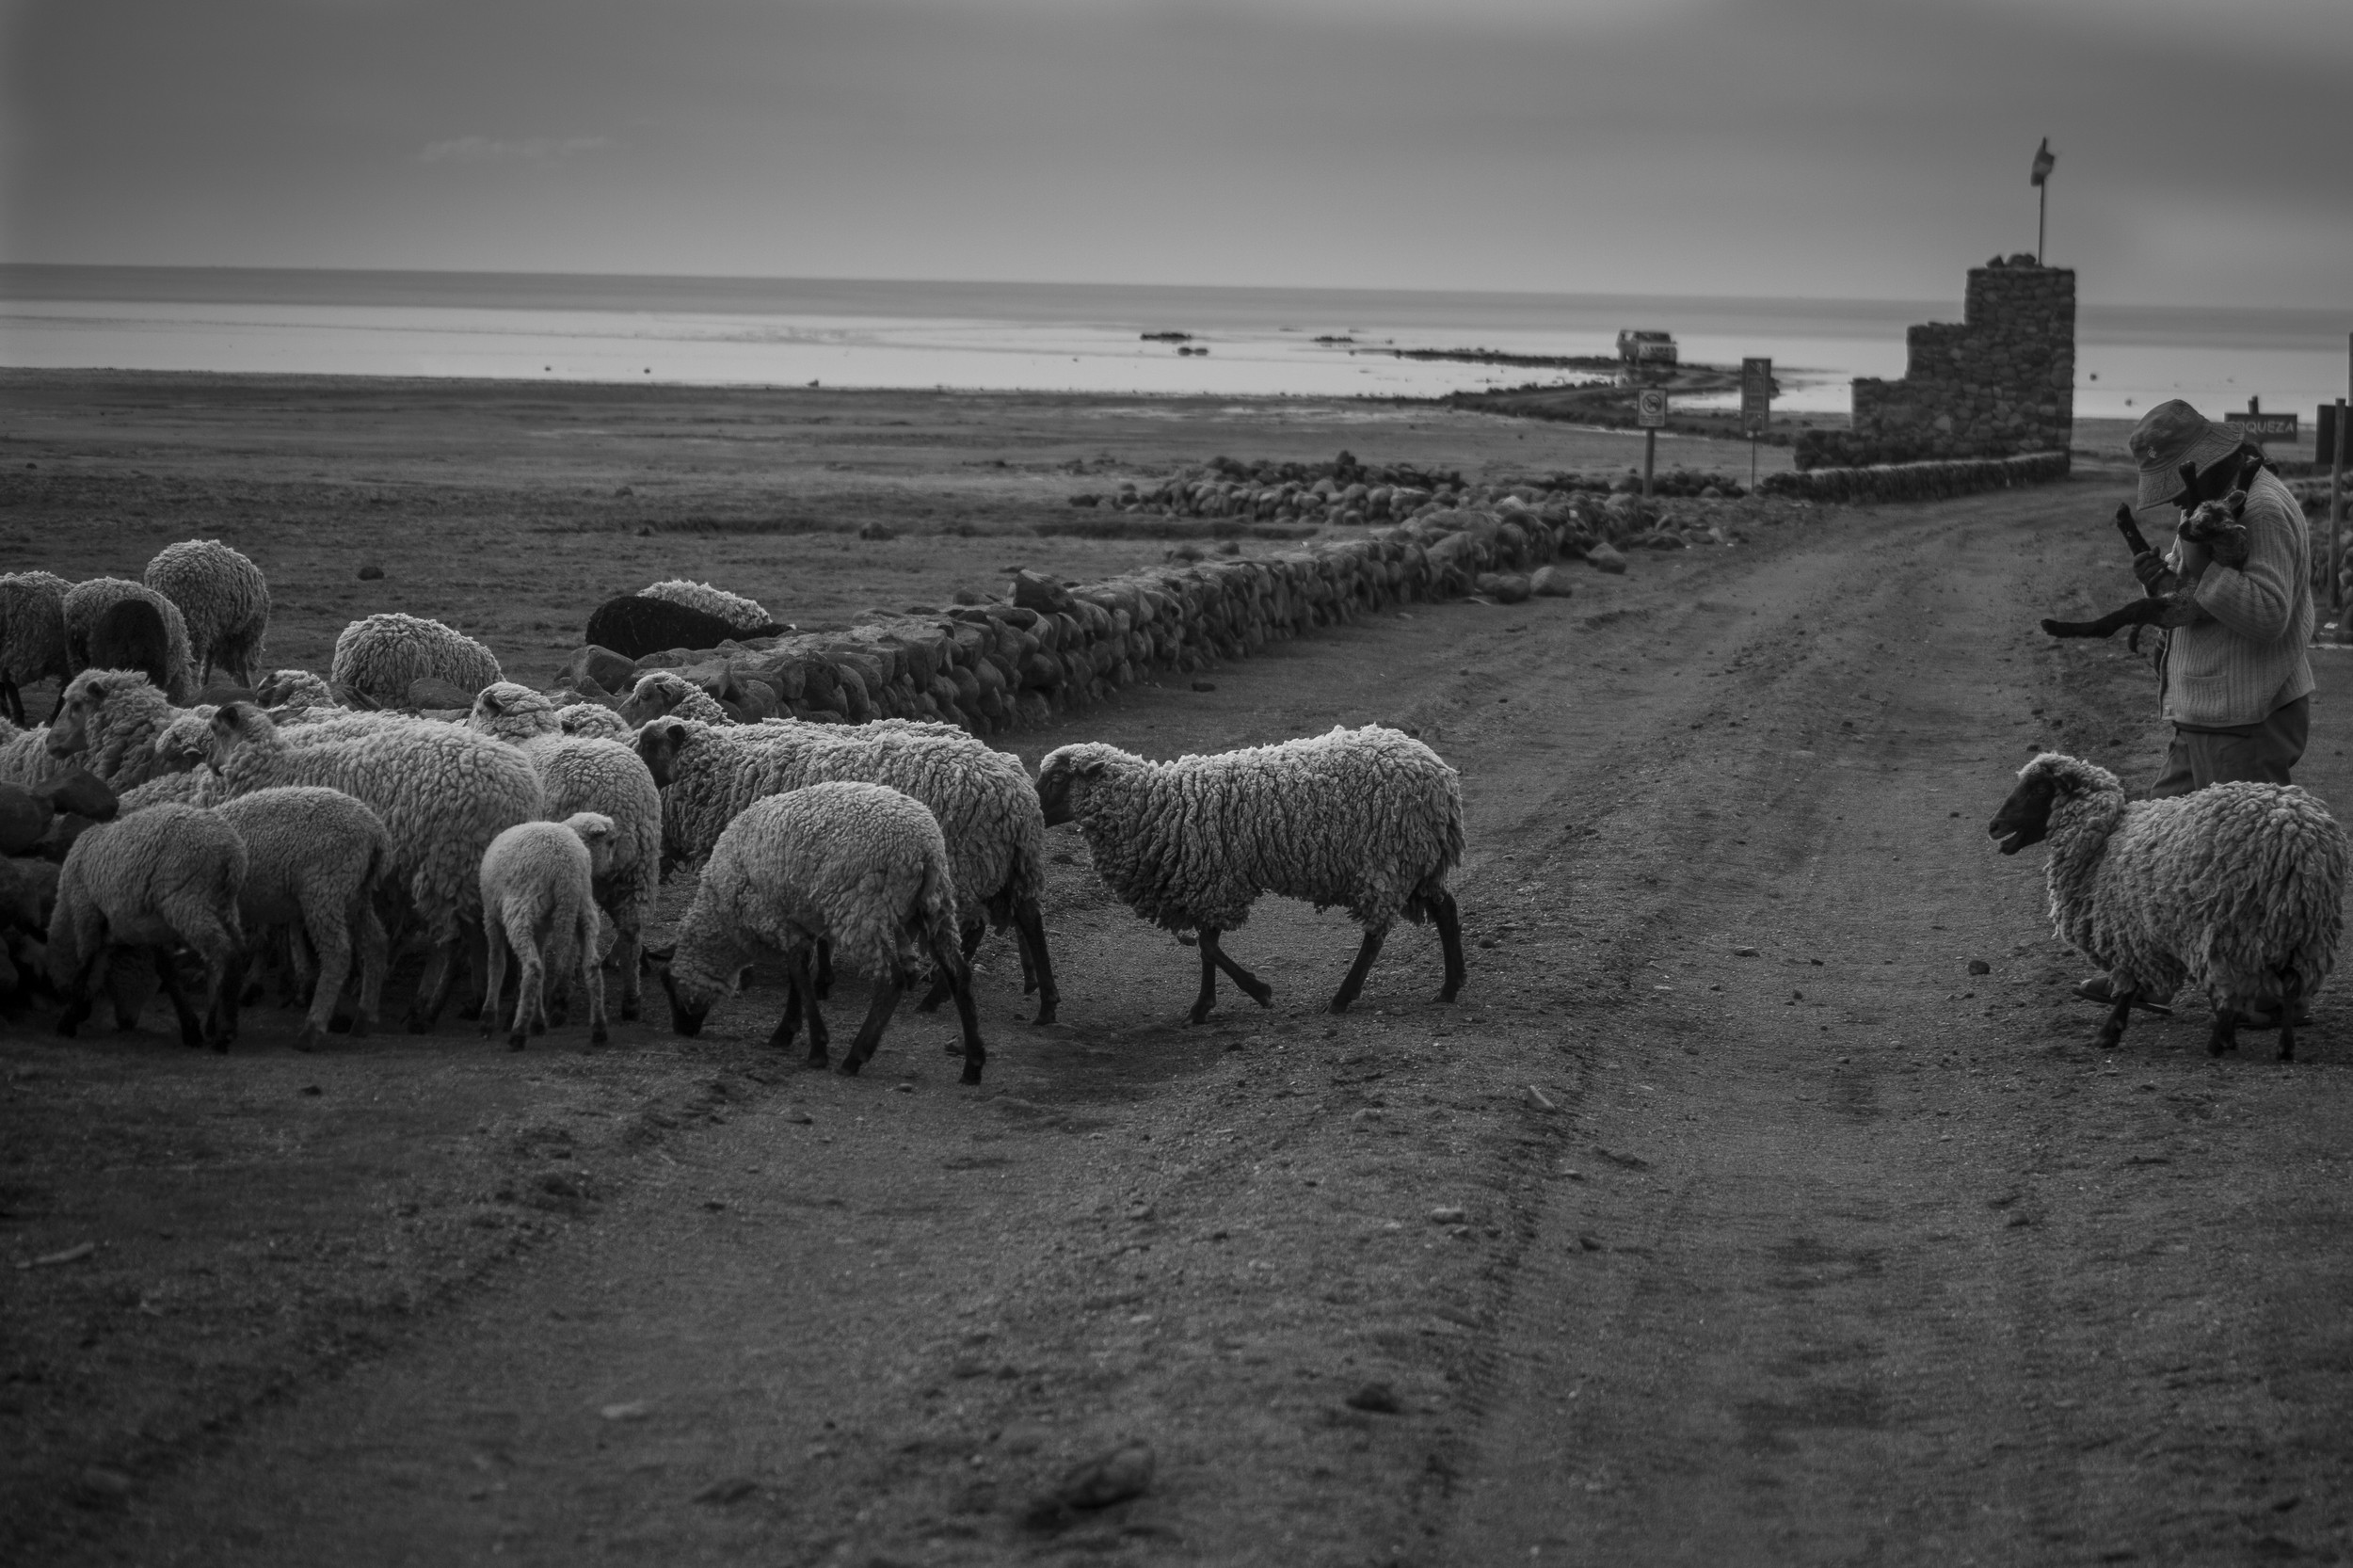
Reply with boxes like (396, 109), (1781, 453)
(478, 811), (614, 1049)
(618, 669), (734, 728)
(584, 595), (785, 662)
(650, 781), (984, 1083)
(204, 701), (543, 1030)
(39, 669), (193, 792)
(1989, 751), (2348, 1060)
(641, 579), (779, 633)
(144, 538), (270, 687)
(0, 570), (73, 726)
(466, 681), (663, 1019)
(637, 714), (1058, 1023)
(1034, 725), (1466, 1023)
(49, 802), (247, 1050)
(555, 702), (632, 740)
(62, 579), (195, 702)
(328, 613), (502, 711)
(209, 785), (393, 1049)
(254, 667), (339, 715)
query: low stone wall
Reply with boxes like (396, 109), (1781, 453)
(1759, 450), (2071, 504)
(1077, 461), (1750, 531)
(614, 504), (1614, 735)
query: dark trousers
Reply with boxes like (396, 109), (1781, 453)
(2150, 696), (2309, 799)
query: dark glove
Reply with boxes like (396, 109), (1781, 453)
(2131, 551), (2175, 592)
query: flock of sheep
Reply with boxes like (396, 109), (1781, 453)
(0, 546), (1472, 1081)
(1, 534), (2345, 1075)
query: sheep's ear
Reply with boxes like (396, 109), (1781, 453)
(1075, 757), (1107, 779)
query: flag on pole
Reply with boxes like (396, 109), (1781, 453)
(2030, 137), (2056, 186)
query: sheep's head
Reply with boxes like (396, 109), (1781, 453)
(468, 680), (557, 740)
(151, 710), (217, 776)
(562, 810), (618, 878)
(1033, 743), (1125, 827)
(617, 670), (690, 728)
(44, 669), (138, 760)
(634, 718), (696, 788)
(643, 944), (714, 1038)
(205, 700), (279, 768)
(1988, 751), (2119, 856)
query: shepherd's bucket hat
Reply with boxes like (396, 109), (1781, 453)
(2129, 399), (2244, 510)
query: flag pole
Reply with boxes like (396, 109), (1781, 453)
(2037, 180), (2047, 264)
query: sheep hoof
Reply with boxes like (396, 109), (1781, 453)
(293, 1028), (321, 1053)
(960, 1064), (984, 1086)
(620, 1000), (638, 1022)
(591, 1025), (609, 1046)
(1031, 1000), (1058, 1027)
(507, 1032), (528, 1051)
(837, 1058), (863, 1078)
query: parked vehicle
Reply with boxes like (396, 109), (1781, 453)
(1616, 329), (1678, 367)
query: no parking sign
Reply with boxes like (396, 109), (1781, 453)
(1636, 389), (1668, 428)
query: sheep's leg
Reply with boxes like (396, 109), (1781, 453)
(796, 954), (831, 1070)
(931, 934), (987, 1086)
(614, 925), (641, 1023)
(840, 979), (904, 1077)
(1430, 890), (1466, 1002)
(55, 942), (110, 1038)
(768, 966), (805, 1052)
(916, 920), (984, 1014)
(2094, 990), (2136, 1050)
(299, 904), (353, 1053)
(510, 924), (545, 1051)
(479, 911), (511, 1042)
(216, 949), (248, 1048)
(1209, 932), (1273, 1010)
(458, 917), (490, 1023)
(408, 943), (452, 1032)
(0, 676), (21, 728)
(152, 947), (209, 1051)
(2206, 1007), (2240, 1058)
(1190, 929), (1222, 1024)
(347, 890), (388, 1038)
(813, 939), (835, 1001)
(1013, 895), (1058, 1026)
(580, 912), (608, 1047)
(1330, 923), (1390, 1015)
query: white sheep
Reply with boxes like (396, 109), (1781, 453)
(478, 811), (614, 1049)
(36, 668), (194, 792)
(641, 579), (777, 632)
(61, 579), (196, 702)
(466, 681), (663, 1019)
(650, 781), (984, 1082)
(1034, 725), (1466, 1022)
(253, 667), (340, 716)
(0, 570), (73, 726)
(144, 539), (270, 688)
(617, 668), (733, 728)
(554, 702), (632, 740)
(636, 714), (1058, 1023)
(49, 802), (247, 1050)
(204, 701), (543, 1031)
(328, 613), (502, 710)
(1990, 751), (2348, 1060)
(201, 785), (392, 1049)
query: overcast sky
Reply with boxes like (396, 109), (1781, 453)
(4, 0), (2346, 305)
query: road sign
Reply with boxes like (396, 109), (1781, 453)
(2222, 411), (2298, 444)
(1636, 389), (1668, 428)
(1739, 358), (1772, 437)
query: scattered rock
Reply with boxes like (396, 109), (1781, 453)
(1190, 681), (1216, 694)
(1428, 1206), (1467, 1224)
(614, 486), (634, 498)
(1344, 1383), (1402, 1415)
(1011, 568), (1075, 614)
(1584, 542), (1628, 575)
(356, 564), (385, 581)
(20, 1241), (95, 1270)
(298, 1084), (322, 1097)
(75, 1465), (132, 1506)
(1734, 946), (1759, 957)
(1025, 1439), (1155, 1528)
(1967, 959), (1992, 975)
(1529, 566), (1576, 599)
(692, 1477), (759, 1504)
(600, 1400), (651, 1422)
(1524, 1085), (1558, 1113)
(856, 520), (897, 541)
(1476, 572), (1532, 604)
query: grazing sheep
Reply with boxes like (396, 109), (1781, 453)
(37, 669), (192, 792)
(1034, 725), (1465, 1022)
(328, 613), (502, 711)
(640, 579), (780, 633)
(204, 701), (543, 1030)
(84, 599), (173, 698)
(1989, 751), (2348, 1060)
(49, 802), (247, 1050)
(637, 714), (1058, 1023)
(62, 579), (195, 701)
(478, 811), (614, 1049)
(0, 570), (73, 726)
(584, 595), (786, 662)
(650, 781), (984, 1083)
(555, 702), (632, 740)
(209, 785), (392, 1049)
(144, 539), (270, 687)
(466, 681), (663, 1019)
(617, 668), (734, 728)
(254, 667), (339, 716)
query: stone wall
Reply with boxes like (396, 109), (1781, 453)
(1799, 257), (2074, 471)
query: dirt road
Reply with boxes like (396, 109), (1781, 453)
(20, 475), (2353, 1566)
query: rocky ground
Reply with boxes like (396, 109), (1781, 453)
(4, 376), (2350, 1566)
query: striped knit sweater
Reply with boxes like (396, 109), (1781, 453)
(2162, 468), (2313, 729)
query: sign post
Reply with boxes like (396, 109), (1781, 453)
(1739, 358), (1773, 490)
(2222, 395), (2298, 447)
(1637, 388), (1667, 497)
(2333, 395), (2346, 615)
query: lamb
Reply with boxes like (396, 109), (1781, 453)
(1034, 725), (1466, 1023)
(37, 669), (192, 792)
(640, 579), (781, 633)
(204, 701), (543, 1030)
(328, 613), (502, 710)
(144, 538), (270, 687)
(584, 595), (788, 662)
(62, 578), (195, 702)
(2042, 452), (2264, 647)
(209, 785), (393, 1049)
(466, 681), (663, 1019)
(1988, 751), (2347, 1060)
(637, 715), (1058, 1023)
(478, 811), (614, 1049)
(0, 570), (73, 725)
(617, 668), (734, 728)
(49, 802), (247, 1050)
(649, 781), (985, 1083)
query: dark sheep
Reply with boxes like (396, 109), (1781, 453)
(584, 596), (789, 663)
(86, 598), (174, 695)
